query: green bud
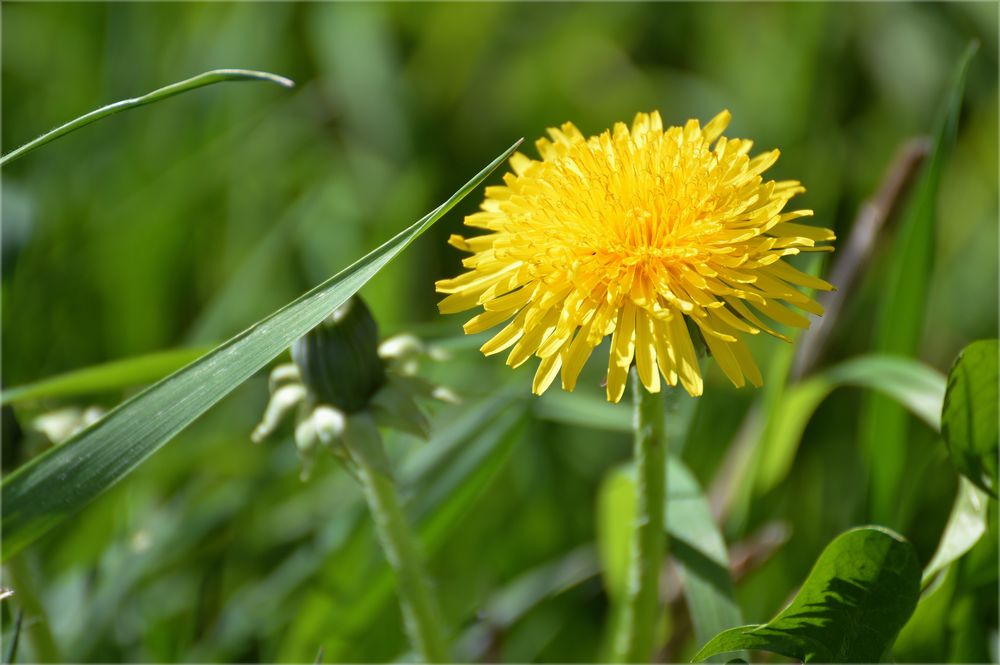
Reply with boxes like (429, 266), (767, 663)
(292, 297), (386, 413)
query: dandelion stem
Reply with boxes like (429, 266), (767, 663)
(613, 369), (666, 662)
(351, 415), (450, 663)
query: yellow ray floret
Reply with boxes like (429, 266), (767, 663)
(436, 110), (835, 403)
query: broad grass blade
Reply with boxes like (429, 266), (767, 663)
(0, 139), (522, 559)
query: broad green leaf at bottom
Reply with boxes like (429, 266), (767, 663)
(692, 526), (920, 663)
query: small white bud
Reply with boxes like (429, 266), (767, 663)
(427, 345), (451, 362)
(431, 386), (462, 405)
(268, 363), (301, 392)
(251, 384), (307, 443)
(378, 334), (424, 360)
(294, 417), (319, 455)
(312, 406), (347, 445)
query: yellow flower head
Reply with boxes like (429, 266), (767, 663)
(436, 111), (835, 403)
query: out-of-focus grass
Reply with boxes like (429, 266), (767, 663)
(2, 3), (997, 662)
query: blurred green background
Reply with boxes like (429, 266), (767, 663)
(2, 2), (997, 662)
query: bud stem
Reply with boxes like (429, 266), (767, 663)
(612, 370), (667, 662)
(352, 416), (451, 662)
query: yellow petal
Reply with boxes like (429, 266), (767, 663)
(532, 353), (563, 395)
(699, 325), (745, 388)
(730, 338), (763, 387)
(702, 109), (731, 144)
(463, 307), (520, 334)
(634, 309), (660, 393)
(666, 311), (703, 396)
(480, 309), (529, 356)
(606, 301), (637, 403)
(765, 259), (835, 292)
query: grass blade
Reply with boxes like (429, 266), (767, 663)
(3, 610), (22, 664)
(667, 459), (743, 652)
(0, 138), (522, 559)
(0, 69), (294, 167)
(1, 348), (210, 406)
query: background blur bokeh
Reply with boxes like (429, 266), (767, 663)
(2, 2), (998, 662)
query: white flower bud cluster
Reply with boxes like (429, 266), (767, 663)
(251, 331), (459, 480)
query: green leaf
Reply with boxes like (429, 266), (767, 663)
(941, 339), (999, 497)
(0, 69), (294, 166)
(596, 466), (636, 602)
(895, 510), (998, 663)
(667, 459), (743, 650)
(0, 347), (211, 406)
(922, 477), (991, 586)
(692, 527), (921, 663)
(755, 355), (946, 494)
(597, 457), (742, 650)
(860, 43), (977, 523)
(0, 139), (522, 560)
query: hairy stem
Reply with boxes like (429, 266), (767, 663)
(351, 416), (450, 662)
(613, 370), (667, 662)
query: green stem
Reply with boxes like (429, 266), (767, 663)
(350, 416), (450, 662)
(0, 69), (293, 167)
(4, 554), (61, 663)
(613, 369), (667, 662)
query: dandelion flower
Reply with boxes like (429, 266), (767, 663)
(436, 111), (835, 402)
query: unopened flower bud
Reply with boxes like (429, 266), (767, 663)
(292, 297), (386, 413)
(254, 297), (461, 480)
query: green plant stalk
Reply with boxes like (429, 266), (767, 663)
(0, 69), (293, 167)
(3, 555), (60, 663)
(613, 370), (667, 662)
(351, 417), (450, 663)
